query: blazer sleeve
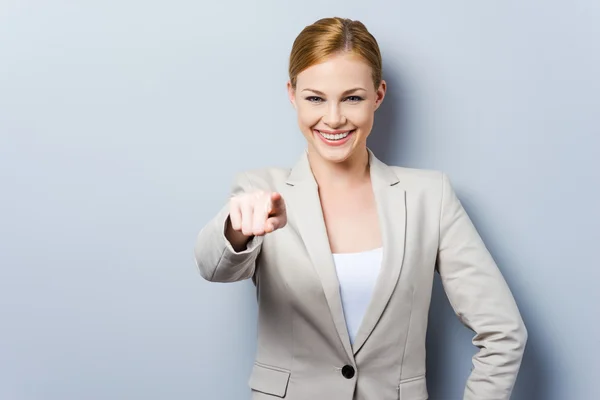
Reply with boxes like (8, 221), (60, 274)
(436, 173), (527, 400)
(194, 172), (264, 283)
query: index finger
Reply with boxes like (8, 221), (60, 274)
(268, 192), (285, 215)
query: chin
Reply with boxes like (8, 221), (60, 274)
(313, 139), (361, 164)
(320, 147), (354, 163)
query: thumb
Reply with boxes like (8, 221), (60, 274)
(265, 216), (284, 233)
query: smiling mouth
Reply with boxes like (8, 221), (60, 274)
(315, 129), (355, 141)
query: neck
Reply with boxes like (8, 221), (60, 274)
(306, 147), (370, 189)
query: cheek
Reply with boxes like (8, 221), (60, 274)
(345, 105), (374, 128)
(296, 104), (321, 128)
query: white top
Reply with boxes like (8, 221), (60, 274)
(332, 247), (383, 344)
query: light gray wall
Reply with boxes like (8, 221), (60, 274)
(1, 1), (598, 399)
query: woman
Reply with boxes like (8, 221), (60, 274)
(194, 17), (527, 400)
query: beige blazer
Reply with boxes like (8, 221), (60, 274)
(194, 149), (527, 400)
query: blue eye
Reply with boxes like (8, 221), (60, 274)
(345, 95), (364, 102)
(306, 96), (324, 103)
(304, 95), (363, 103)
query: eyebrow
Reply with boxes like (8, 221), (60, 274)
(301, 87), (367, 96)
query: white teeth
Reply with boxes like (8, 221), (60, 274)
(319, 130), (351, 140)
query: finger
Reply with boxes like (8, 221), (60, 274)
(240, 200), (254, 236)
(269, 192), (285, 215)
(264, 215), (286, 233)
(229, 200), (242, 231)
(252, 195), (269, 235)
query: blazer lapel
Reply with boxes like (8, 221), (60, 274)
(284, 151), (354, 361)
(283, 149), (407, 359)
(351, 150), (407, 355)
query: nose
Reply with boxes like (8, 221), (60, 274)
(323, 103), (346, 128)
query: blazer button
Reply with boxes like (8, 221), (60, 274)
(341, 365), (355, 379)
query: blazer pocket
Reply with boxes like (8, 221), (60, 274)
(398, 375), (427, 400)
(248, 362), (291, 398)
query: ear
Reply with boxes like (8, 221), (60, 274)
(374, 79), (387, 111)
(287, 80), (297, 109)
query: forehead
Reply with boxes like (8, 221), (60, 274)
(295, 53), (373, 91)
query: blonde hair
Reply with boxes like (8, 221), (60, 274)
(289, 17), (382, 89)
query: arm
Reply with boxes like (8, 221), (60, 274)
(436, 173), (527, 400)
(194, 172), (264, 283)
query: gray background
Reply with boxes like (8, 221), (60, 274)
(1, 1), (598, 399)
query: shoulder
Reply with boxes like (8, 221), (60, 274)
(230, 166), (290, 192)
(384, 166), (460, 216)
(389, 165), (446, 191)
(387, 165), (461, 211)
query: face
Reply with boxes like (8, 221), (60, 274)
(287, 52), (386, 165)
